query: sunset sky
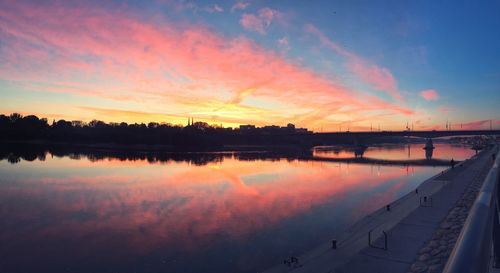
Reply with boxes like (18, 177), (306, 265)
(0, 0), (499, 131)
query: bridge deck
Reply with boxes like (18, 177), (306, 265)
(315, 130), (500, 138)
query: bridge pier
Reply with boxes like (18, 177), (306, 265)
(424, 138), (435, 150)
(353, 139), (367, 158)
(424, 138), (435, 160)
(354, 145), (367, 158)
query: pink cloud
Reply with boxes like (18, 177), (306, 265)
(0, 1), (414, 130)
(438, 106), (451, 113)
(231, 2), (249, 12)
(420, 89), (439, 101)
(239, 7), (278, 34)
(259, 7), (276, 22)
(460, 119), (499, 130)
(240, 14), (266, 34)
(304, 24), (402, 101)
(347, 59), (399, 100)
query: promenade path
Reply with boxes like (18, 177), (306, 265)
(263, 147), (496, 273)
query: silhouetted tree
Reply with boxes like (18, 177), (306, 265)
(0, 113), (310, 147)
(9, 113), (22, 122)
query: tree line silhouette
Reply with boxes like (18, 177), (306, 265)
(0, 113), (310, 148)
(0, 143), (313, 165)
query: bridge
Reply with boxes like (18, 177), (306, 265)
(314, 129), (500, 139)
(301, 129), (500, 146)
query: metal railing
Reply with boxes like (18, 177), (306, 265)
(443, 146), (500, 273)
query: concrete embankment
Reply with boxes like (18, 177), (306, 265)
(263, 146), (497, 273)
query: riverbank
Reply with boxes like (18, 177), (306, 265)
(263, 145), (496, 273)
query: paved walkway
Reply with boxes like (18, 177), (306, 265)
(263, 147), (496, 273)
(405, 149), (494, 273)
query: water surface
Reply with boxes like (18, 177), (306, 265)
(0, 143), (474, 273)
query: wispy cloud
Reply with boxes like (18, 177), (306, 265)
(277, 36), (290, 53)
(277, 36), (289, 47)
(420, 89), (439, 101)
(240, 7), (279, 35)
(347, 60), (399, 100)
(304, 24), (402, 101)
(205, 4), (224, 13)
(231, 2), (249, 12)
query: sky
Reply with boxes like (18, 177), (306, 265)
(0, 0), (499, 131)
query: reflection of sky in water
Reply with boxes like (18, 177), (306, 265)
(0, 145), (475, 273)
(314, 143), (474, 160)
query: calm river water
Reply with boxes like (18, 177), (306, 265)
(0, 143), (474, 273)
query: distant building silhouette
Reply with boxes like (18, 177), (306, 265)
(239, 125), (256, 131)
